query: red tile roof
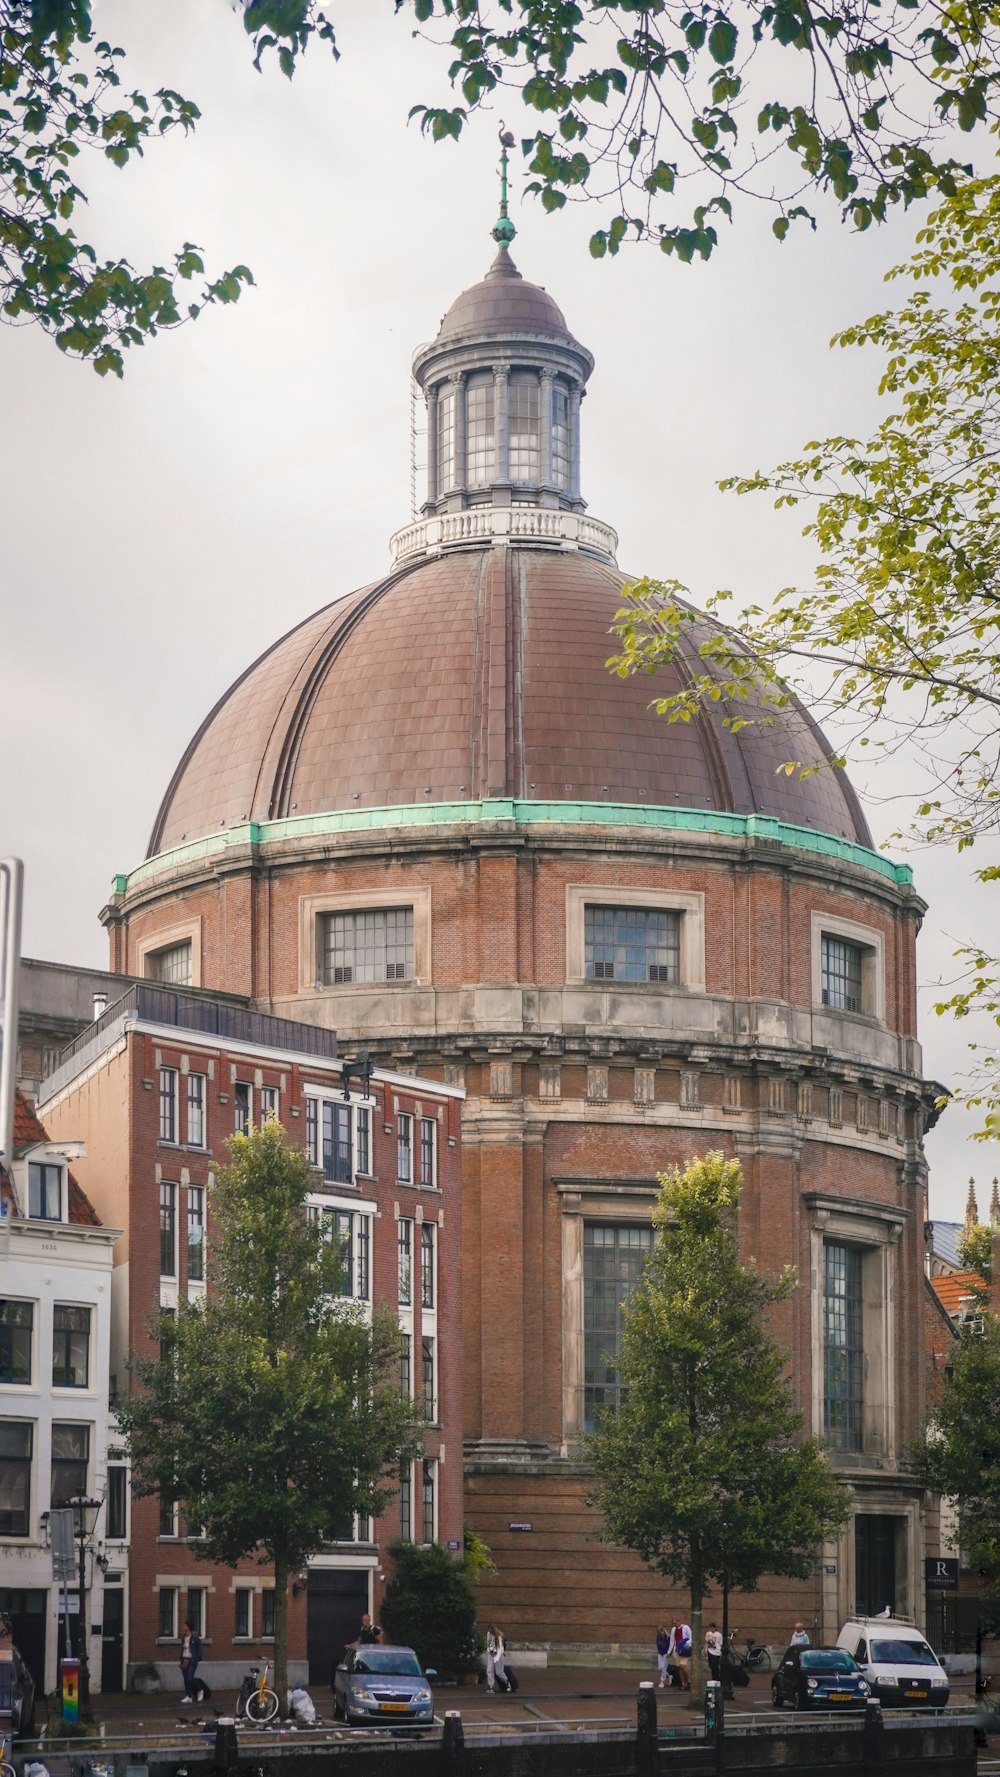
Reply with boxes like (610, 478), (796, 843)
(2, 1088), (100, 1225)
(932, 1270), (985, 1315)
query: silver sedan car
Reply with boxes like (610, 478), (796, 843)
(333, 1644), (436, 1728)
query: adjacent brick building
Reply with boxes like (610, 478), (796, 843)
(38, 985), (463, 1689)
(95, 226), (942, 1649)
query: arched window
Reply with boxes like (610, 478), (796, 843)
(436, 383), (455, 494)
(466, 373), (495, 486)
(509, 371), (541, 481)
(551, 380), (570, 488)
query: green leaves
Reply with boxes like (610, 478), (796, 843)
(394, 0), (998, 259)
(588, 1153), (848, 1599)
(0, 8), (259, 372)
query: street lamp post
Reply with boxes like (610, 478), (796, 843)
(69, 1496), (103, 1715)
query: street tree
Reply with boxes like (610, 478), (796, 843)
(588, 1151), (848, 1694)
(5, 1), (1000, 377)
(912, 1313), (1000, 1580)
(609, 171), (1000, 1126)
(117, 1120), (420, 1709)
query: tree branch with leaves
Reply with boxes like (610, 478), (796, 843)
(117, 1121), (421, 1711)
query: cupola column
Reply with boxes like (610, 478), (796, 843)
(452, 371), (467, 495)
(493, 362), (510, 485)
(569, 379), (583, 501)
(425, 384), (439, 506)
(540, 368), (553, 485)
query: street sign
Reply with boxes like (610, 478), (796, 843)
(51, 1507), (76, 1582)
(925, 1557), (959, 1590)
(0, 858), (23, 1167)
(508, 1522), (533, 1532)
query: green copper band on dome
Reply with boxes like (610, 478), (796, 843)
(117, 798), (912, 897)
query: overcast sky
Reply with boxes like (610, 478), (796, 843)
(3, 0), (996, 1223)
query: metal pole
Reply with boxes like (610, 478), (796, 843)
(78, 1525), (91, 1714)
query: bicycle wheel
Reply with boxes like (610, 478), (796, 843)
(246, 1687), (280, 1724)
(756, 1650), (773, 1671)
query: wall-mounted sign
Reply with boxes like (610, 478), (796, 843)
(509, 1522), (533, 1533)
(447, 1540), (461, 1552)
(824, 1564), (837, 1575)
(925, 1557), (959, 1590)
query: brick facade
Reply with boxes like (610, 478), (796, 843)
(39, 997), (463, 1688)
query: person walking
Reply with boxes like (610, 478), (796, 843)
(790, 1623), (810, 1647)
(656, 1624), (671, 1688)
(179, 1618), (203, 1703)
(704, 1623), (723, 1683)
(486, 1624), (504, 1694)
(669, 1617), (692, 1689)
(493, 1627), (509, 1692)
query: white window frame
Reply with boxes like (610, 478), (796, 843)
(51, 1304), (92, 1392)
(811, 912), (885, 1023)
(260, 1085), (279, 1127)
(398, 1216), (413, 1307)
(397, 1113), (413, 1185)
(303, 1087), (372, 1187)
(159, 1181), (178, 1280)
(421, 1333), (436, 1421)
(234, 1586), (254, 1640)
(299, 886), (432, 992)
(186, 1583), (208, 1637)
(0, 1299), (35, 1389)
(159, 1067), (179, 1145)
(419, 1117), (437, 1189)
(305, 1196), (375, 1305)
(234, 1081), (253, 1136)
(187, 1073), (206, 1148)
(420, 1222), (436, 1311)
(186, 1185), (206, 1292)
(420, 1457), (437, 1546)
(566, 885), (705, 991)
(0, 1419), (33, 1538)
(157, 1584), (179, 1639)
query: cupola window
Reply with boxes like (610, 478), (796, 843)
(584, 905), (681, 984)
(437, 383), (455, 495)
(551, 381), (570, 488)
(508, 371), (541, 481)
(466, 373), (495, 487)
(321, 907), (414, 985)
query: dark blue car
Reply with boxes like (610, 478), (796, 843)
(771, 1645), (872, 1711)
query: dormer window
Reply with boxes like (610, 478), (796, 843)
(28, 1161), (63, 1221)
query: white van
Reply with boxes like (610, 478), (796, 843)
(837, 1617), (950, 1707)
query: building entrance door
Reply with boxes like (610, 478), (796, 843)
(306, 1569), (369, 1688)
(0, 1589), (47, 1694)
(100, 1586), (124, 1692)
(856, 1514), (901, 1615)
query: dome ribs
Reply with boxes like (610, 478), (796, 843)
(471, 545), (518, 800)
(267, 563), (426, 822)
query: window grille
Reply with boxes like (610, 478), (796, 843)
(823, 1243), (864, 1451)
(508, 372), (540, 480)
(821, 935), (865, 1012)
(159, 1068), (178, 1143)
(583, 1224), (653, 1431)
(321, 908), (413, 985)
(584, 906), (681, 983)
(466, 374), (495, 486)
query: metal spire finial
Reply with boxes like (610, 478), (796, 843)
(492, 124), (517, 250)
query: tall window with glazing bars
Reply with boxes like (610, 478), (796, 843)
(583, 1224), (653, 1432)
(823, 1242), (864, 1451)
(321, 909), (413, 985)
(584, 906), (680, 983)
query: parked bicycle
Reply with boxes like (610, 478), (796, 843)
(726, 1630), (772, 1671)
(235, 1660), (280, 1724)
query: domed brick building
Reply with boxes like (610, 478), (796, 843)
(102, 216), (939, 1650)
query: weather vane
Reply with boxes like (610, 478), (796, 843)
(492, 123), (517, 250)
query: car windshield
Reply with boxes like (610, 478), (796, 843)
(353, 1647), (422, 1677)
(801, 1650), (855, 1673)
(870, 1639), (937, 1666)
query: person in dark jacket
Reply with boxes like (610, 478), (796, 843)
(180, 1620), (203, 1702)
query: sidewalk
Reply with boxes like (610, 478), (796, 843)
(26, 1662), (983, 1747)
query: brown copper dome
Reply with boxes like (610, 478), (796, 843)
(434, 247), (575, 344)
(147, 545), (872, 857)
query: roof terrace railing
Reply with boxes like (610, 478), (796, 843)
(55, 983), (339, 1071)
